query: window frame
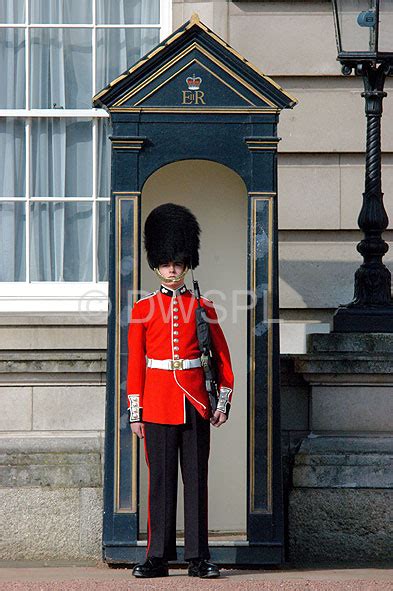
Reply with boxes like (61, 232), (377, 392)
(0, 0), (172, 312)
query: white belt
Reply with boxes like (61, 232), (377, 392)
(146, 357), (202, 370)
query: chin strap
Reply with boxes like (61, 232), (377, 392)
(154, 266), (189, 283)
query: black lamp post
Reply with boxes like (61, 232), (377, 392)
(331, 0), (393, 332)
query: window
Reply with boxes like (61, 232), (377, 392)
(0, 0), (171, 311)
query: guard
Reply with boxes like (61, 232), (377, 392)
(126, 203), (234, 578)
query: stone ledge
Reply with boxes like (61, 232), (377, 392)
(293, 436), (393, 489)
(307, 332), (393, 354)
(0, 434), (103, 453)
(296, 436), (393, 454)
(0, 326), (107, 351)
(293, 356), (393, 382)
(292, 333), (393, 381)
(0, 435), (103, 488)
(0, 351), (106, 374)
(0, 313), (107, 326)
(0, 454), (102, 488)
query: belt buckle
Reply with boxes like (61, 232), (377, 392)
(172, 359), (183, 370)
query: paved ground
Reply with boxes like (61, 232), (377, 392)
(0, 563), (392, 591)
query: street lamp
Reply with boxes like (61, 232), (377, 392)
(331, 0), (393, 332)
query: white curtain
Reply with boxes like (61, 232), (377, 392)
(29, 0), (93, 284)
(96, 118), (111, 282)
(0, 0), (25, 24)
(96, 0), (160, 93)
(0, 118), (25, 281)
(97, 0), (159, 24)
(30, 118), (93, 281)
(0, 201), (26, 281)
(0, 0), (25, 280)
(30, 0), (92, 24)
(0, 30), (25, 108)
(0, 0), (159, 282)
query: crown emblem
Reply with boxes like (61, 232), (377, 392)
(186, 74), (202, 90)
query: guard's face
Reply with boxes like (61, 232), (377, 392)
(159, 261), (186, 281)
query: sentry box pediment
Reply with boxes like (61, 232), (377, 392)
(93, 13), (297, 112)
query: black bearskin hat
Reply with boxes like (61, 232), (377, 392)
(144, 203), (200, 270)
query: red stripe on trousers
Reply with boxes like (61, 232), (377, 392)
(143, 435), (152, 558)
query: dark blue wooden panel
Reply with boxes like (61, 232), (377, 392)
(117, 197), (138, 511)
(103, 192), (140, 546)
(251, 197), (271, 512)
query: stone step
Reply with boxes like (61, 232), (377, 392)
(293, 436), (393, 488)
(307, 332), (393, 354)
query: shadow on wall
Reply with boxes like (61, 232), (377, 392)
(278, 259), (388, 309)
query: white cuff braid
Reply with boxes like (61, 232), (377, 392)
(128, 394), (142, 422)
(216, 386), (232, 416)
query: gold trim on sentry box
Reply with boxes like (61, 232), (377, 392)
(112, 140), (145, 151)
(246, 140), (280, 152)
(134, 58), (256, 107)
(121, 49), (257, 107)
(195, 45), (277, 108)
(114, 192), (140, 514)
(110, 107), (278, 114)
(247, 147), (279, 151)
(94, 15), (297, 106)
(114, 41), (277, 109)
(112, 146), (144, 151)
(114, 43), (201, 105)
(249, 195), (274, 515)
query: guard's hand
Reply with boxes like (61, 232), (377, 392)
(210, 410), (227, 428)
(131, 422), (145, 439)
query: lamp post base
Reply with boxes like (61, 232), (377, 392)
(333, 305), (393, 333)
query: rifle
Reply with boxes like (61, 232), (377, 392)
(191, 272), (219, 413)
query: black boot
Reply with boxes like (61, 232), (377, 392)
(132, 557), (169, 578)
(188, 559), (220, 578)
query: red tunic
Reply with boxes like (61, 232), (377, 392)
(126, 283), (234, 425)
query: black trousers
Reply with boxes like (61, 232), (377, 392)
(143, 398), (210, 561)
